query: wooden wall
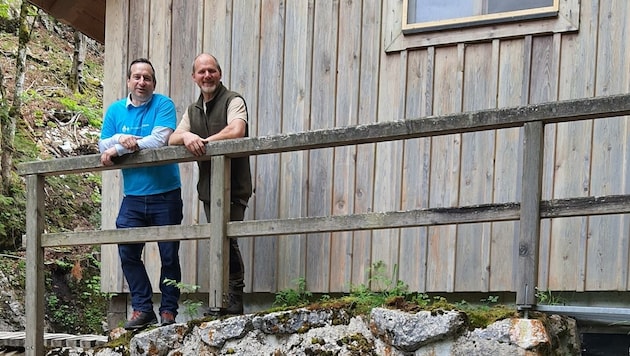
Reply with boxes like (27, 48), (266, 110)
(101, 0), (630, 296)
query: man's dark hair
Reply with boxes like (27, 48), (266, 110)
(128, 58), (157, 85)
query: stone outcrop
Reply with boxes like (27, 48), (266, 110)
(56, 307), (580, 355)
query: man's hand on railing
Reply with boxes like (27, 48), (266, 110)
(100, 147), (119, 166)
(182, 132), (208, 157)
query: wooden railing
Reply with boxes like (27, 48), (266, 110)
(18, 93), (630, 355)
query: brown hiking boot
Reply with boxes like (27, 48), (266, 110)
(160, 311), (176, 326)
(124, 310), (157, 330)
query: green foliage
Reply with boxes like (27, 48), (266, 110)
(411, 292), (431, 307)
(57, 94), (103, 128)
(163, 278), (203, 320)
(0, 3), (9, 19)
(266, 262), (518, 331)
(45, 250), (112, 334)
(535, 288), (566, 305)
(0, 191), (25, 250)
(347, 261), (411, 314)
(273, 277), (313, 308)
(481, 295), (499, 305)
(0, 254), (25, 291)
(44, 174), (101, 233)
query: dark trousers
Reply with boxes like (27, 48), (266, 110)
(203, 201), (246, 291)
(116, 188), (183, 316)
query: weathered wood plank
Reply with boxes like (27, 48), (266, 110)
(427, 45), (462, 292)
(39, 195), (630, 248)
(456, 42), (496, 292)
(549, 0), (598, 292)
(17, 93), (630, 177)
(491, 38), (526, 291)
(586, 0), (630, 291)
(350, 0), (381, 289)
(371, 44), (405, 292)
(252, 0), (284, 293)
(399, 47), (432, 292)
(127, 0), (150, 60)
(529, 33), (560, 292)
(305, 0), (338, 293)
(276, 0), (311, 292)
(329, 0), (361, 293)
(208, 156), (230, 309)
(230, 0), (266, 293)
(0, 331), (107, 348)
(517, 122), (544, 306)
(25, 175), (45, 356)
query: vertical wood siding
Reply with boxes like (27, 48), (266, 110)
(101, 0), (630, 295)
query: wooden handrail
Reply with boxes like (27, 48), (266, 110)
(19, 93), (630, 355)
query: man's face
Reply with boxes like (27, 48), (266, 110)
(192, 55), (222, 100)
(127, 62), (155, 103)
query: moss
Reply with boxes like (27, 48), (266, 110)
(464, 305), (519, 329)
(337, 333), (377, 355)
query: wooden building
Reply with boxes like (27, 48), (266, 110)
(29, 0), (630, 307)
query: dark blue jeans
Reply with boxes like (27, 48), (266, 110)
(116, 188), (183, 316)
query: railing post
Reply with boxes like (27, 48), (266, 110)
(25, 175), (45, 355)
(208, 156), (231, 310)
(517, 121), (544, 311)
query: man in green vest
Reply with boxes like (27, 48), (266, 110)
(169, 53), (252, 315)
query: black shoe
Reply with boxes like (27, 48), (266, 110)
(160, 311), (176, 326)
(124, 310), (157, 330)
(222, 293), (243, 315)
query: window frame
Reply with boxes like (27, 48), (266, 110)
(384, 0), (579, 53)
(404, 0), (558, 34)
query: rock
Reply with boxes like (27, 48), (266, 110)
(90, 307), (580, 356)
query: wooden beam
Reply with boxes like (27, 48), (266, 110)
(41, 195), (630, 247)
(27, 0), (105, 43)
(517, 122), (544, 307)
(208, 156), (231, 310)
(17, 93), (630, 177)
(25, 175), (45, 356)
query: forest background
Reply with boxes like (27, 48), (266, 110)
(0, 0), (110, 336)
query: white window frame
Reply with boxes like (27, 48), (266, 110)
(384, 0), (579, 53)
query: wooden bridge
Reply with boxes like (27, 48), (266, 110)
(16, 93), (630, 355)
(0, 331), (106, 349)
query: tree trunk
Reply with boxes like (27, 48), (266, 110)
(2, 0), (31, 193)
(69, 29), (86, 93)
(0, 61), (5, 191)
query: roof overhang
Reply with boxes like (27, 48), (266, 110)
(28, 0), (105, 44)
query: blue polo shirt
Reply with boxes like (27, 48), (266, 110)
(101, 94), (181, 196)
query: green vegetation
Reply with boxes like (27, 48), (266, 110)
(271, 261), (519, 330)
(0, 4), (107, 335)
(44, 247), (113, 334)
(535, 288), (566, 305)
(163, 278), (204, 320)
(273, 277), (312, 308)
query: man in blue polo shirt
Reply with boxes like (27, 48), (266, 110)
(99, 58), (183, 330)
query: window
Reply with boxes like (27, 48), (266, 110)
(405, 0), (557, 33)
(384, 0), (579, 52)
